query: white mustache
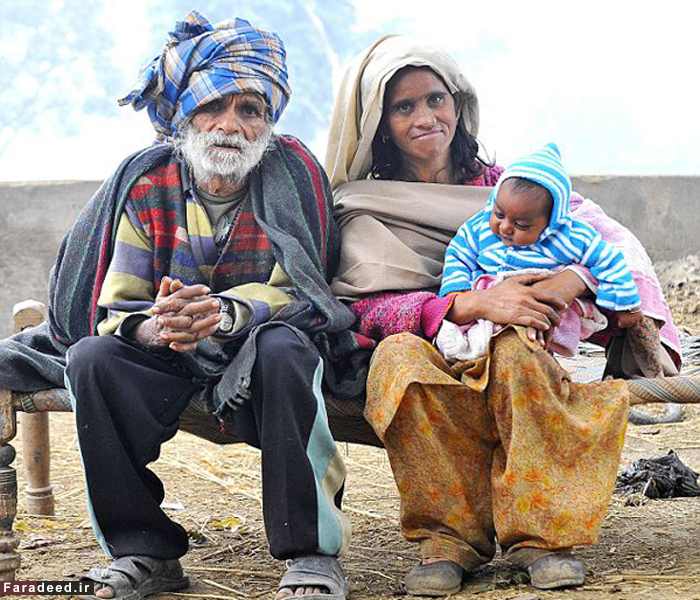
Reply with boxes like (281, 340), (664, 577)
(201, 131), (247, 151)
(176, 125), (273, 184)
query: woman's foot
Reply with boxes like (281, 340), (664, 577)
(404, 558), (464, 597)
(527, 554), (586, 589)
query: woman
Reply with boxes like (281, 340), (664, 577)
(324, 36), (683, 595)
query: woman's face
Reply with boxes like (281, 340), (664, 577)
(383, 67), (459, 168)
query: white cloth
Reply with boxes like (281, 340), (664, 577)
(436, 319), (493, 363)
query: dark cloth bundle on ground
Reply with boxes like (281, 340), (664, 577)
(615, 450), (700, 498)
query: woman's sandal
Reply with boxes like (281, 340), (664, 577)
(527, 554), (586, 589)
(404, 560), (464, 596)
(79, 556), (189, 600)
(277, 554), (349, 600)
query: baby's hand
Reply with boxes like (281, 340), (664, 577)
(526, 325), (547, 348)
(616, 309), (643, 329)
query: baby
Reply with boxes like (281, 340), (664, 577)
(438, 143), (642, 361)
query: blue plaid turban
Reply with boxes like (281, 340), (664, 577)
(119, 11), (291, 137)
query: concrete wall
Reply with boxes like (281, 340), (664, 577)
(0, 181), (100, 338)
(571, 175), (699, 263)
(0, 176), (698, 339)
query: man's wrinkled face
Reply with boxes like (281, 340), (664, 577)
(176, 93), (274, 185)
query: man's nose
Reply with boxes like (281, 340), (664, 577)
(216, 105), (243, 136)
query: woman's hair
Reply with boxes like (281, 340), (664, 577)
(370, 67), (490, 182)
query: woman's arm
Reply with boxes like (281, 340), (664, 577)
(349, 291), (440, 340)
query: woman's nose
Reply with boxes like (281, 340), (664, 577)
(414, 105), (435, 128)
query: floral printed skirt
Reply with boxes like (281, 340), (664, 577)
(364, 328), (628, 570)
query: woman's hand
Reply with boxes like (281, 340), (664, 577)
(447, 273), (566, 332)
(526, 326), (547, 348)
(530, 269), (590, 309)
(616, 309), (643, 329)
(133, 277), (222, 352)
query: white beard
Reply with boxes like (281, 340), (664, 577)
(175, 123), (274, 185)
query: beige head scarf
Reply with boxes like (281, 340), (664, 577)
(324, 35), (480, 190)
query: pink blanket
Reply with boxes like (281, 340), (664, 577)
(570, 193), (682, 368)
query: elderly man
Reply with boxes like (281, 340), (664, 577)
(6, 12), (353, 600)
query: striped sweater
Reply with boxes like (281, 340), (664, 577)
(98, 161), (291, 338)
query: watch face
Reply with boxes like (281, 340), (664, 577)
(219, 312), (234, 334)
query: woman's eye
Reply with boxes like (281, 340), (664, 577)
(428, 94), (445, 106)
(394, 102), (413, 114)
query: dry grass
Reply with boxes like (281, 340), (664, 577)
(10, 404), (700, 600)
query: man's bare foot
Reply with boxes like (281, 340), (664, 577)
(275, 584), (328, 598)
(275, 555), (347, 599)
(80, 556), (188, 600)
(93, 584), (115, 599)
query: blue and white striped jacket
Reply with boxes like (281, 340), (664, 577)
(440, 144), (641, 311)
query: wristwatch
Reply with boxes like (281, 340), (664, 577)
(217, 298), (235, 335)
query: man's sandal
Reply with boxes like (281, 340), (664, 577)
(404, 560), (464, 596)
(277, 555), (349, 600)
(79, 556), (189, 600)
(527, 554), (586, 589)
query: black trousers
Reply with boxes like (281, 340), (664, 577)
(65, 327), (350, 560)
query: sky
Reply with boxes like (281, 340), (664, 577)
(0, 0), (698, 181)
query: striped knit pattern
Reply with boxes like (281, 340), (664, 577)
(48, 144), (175, 345)
(120, 11), (291, 136)
(441, 144), (641, 311)
(491, 143), (572, 223)
(98, 163), (278, 335)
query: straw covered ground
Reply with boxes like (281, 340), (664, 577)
(10, 255), (700, 600)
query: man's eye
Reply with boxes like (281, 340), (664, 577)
(201, 99), (225, 113)
(241, 101), (264, 117)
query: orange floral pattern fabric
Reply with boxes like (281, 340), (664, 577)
(364, 328), (628, 570)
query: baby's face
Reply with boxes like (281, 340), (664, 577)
(489, 181), (550, 247)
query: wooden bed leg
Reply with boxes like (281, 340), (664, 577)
(13, 301), (55, 516)
(20, 413), (54, 516)
(0, 391), (20, 580)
